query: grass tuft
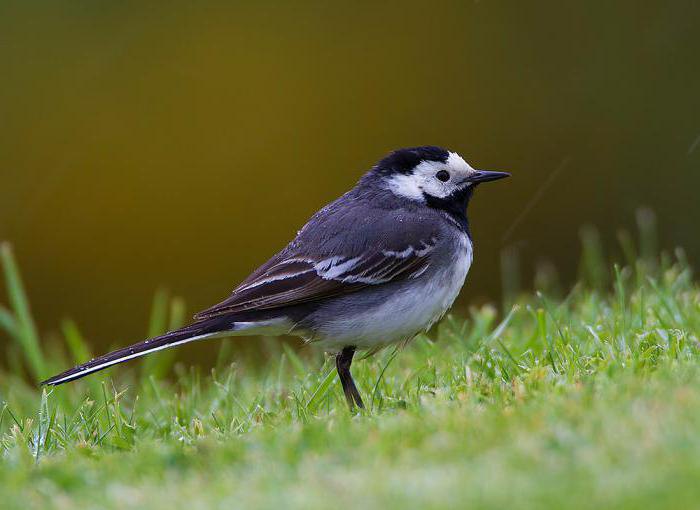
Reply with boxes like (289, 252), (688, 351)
(1, 217), (699, 509)
(0, 243), (45, 381)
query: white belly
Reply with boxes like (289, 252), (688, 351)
(315, 235), (473, 351)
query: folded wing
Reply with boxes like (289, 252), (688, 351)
(194, 238), (437, 319)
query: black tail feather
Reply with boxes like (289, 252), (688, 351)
(41, 316), (233, 386)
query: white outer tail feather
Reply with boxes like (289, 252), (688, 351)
(44, 332), (225, 385)
(42, 317), (294, 386)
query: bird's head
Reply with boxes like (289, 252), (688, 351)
(366, 146), (509, 210)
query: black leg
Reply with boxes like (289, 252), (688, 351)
(336, 346), (365, 410)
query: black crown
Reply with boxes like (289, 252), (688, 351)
(373, 146), (450, 175)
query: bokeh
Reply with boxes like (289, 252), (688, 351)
(1, 1), (699, 355)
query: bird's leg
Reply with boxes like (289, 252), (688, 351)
(336, 346), (364, 410)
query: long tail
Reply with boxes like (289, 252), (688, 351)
(41, 316), (233, 386)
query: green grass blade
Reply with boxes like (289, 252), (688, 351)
(305, 368), (336, 412)
(0, 243), (45, 380)
(146, 288), (169, 339)
(0, 305), (18, 338)
(61, 319), (92, 364)
(371, 347), (400, 411)
(282, 343), (307, 378)
(141, 289), (177, 379)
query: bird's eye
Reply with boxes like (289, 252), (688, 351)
(436, 170), (450, 182)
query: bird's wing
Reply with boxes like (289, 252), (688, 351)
(194, 208), (439, 319)
(193, 243), (435, 319)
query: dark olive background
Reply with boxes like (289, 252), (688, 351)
(1, 1), (699, 357)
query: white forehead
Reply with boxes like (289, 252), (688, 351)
(449, 152), (475, 173)
(419, 152), (475, 176)
(384, 151), (477, 200)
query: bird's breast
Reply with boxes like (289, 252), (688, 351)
(308, 233), (473, 351)
(427, 232), (473, 322)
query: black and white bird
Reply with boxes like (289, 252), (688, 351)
(42, 146), (509, 409)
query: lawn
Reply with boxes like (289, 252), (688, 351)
(1, 232), (699, 509)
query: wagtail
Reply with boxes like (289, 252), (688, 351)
(43, 146), (510, 410)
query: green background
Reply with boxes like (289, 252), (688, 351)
(1, 1), (698, 354)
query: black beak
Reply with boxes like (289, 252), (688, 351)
(467, 170), (511, 184)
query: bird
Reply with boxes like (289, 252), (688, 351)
(42, 146), (509, 410)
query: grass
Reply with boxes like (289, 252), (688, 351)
(1, 219), (699, 509)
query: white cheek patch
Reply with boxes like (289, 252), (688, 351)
(384, 152), (477, 201)
(384, 172), (425, 200)
(385, 160), (451, 200)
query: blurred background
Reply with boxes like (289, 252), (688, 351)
(1, 1), (699, 358)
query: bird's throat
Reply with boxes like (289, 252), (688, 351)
(422, 187), (472, 234)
